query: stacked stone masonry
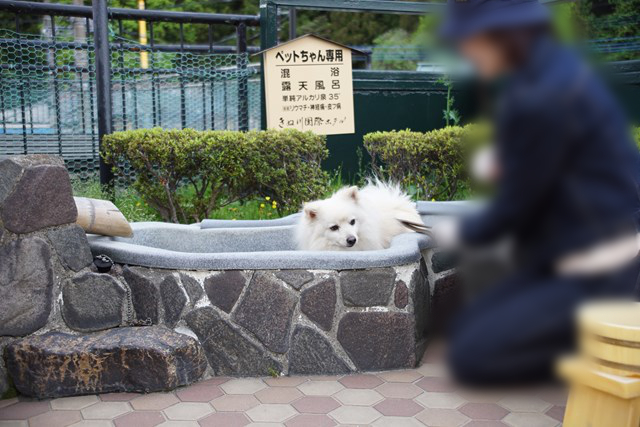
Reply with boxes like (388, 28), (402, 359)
(0, 155), (461, 399)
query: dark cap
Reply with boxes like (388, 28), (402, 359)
(439, 0), (551, 41)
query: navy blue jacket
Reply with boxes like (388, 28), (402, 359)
(460, 37), (640, 270)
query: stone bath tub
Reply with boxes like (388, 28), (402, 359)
(81, 202), (465, 377)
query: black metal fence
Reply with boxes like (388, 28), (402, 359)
(0, 0), (261, 184)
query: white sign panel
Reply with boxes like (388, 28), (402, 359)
(263, 34), (355, 135)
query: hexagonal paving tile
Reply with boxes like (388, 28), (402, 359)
(198, 412), (250, 427)
(415, 408), (470, 427)
(175, 385), (224, 402)
(372, 416), (425, 427)
(0, 401), (50, 420)
(376, 382), (423, 399)
(416, 363), (448, 378)
(374, 398), (423, 417)
(416, 377), (456, 393)
(0, 398), (18, 409)
(51, 395), (99, 410)
(0, 421), (28, 427)
(291, 396), (340, 414)
(459, 403), (509, 420)
(328, 405), (381, 425)
(245, 404), (297, 423)
(157, 422), (200, 427)
(338, 374), (384, 389)
(211, 395), (260, 412)
(100, 393), (140, 402)
(255, 386), (303, 404)
(29, 410), (82, 427)
(114, 411), (165, 427)
(297, 380), (344, 396)
(546, 405), (565, 422)
(334, 389), (383, 406)
(264, 377), (307, 388)
(284, 414), (337, 427)
(499, 396), (551, 413)
(69, 421), (114, 427)
(377, 370), (422, 383)
(537, 387), (568, 406)
(163, 402), (213, 421)
(81, 402), (132, 420)
(131, 393), (180, 411)
(464, 421), (509, 427)
(415, 392), (466, 409)
(198, 377), (230, 387)
(503, 412), (558, 427)
(220, 378), (267, 395)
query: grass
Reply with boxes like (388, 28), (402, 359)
(71, 172), (347, 223)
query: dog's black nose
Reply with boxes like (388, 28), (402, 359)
(346, 236), (357, 247)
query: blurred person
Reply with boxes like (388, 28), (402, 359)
(436, 0), (640, 385)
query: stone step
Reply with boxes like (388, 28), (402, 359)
(4, 326), (208, 398)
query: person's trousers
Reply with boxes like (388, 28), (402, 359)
(447, 258), (640, 386)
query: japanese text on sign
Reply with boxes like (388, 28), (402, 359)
(263, 35), (355, 135)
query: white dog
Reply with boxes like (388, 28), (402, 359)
(295, 180), (423, 251)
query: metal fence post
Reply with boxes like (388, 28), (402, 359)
(92, 0), (114, 190)
(236, 22), (248, 131)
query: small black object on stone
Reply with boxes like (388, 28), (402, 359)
(94, 255), (114, 273)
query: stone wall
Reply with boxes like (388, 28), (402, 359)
(0, 155), (460, 399)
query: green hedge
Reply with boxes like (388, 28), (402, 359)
(102, 128), (328, 223)
(364, 125), (482, 200)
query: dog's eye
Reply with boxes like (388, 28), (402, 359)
(329, 225), (339, 231)
(349, 219), (356, 225)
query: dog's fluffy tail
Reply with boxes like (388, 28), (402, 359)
(360, 178), (423, 225)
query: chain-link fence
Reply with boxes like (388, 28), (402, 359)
(0, 26), (260, 180)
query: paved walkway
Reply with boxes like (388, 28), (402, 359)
(0, 345), (567, 427)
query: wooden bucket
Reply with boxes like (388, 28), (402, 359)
(74, 197), (133, 238)
(560, 302), (640, 427)
(578, 302), (640, 376)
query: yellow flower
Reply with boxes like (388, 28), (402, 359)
(431, 198), (435, 202)
(232, 218), (237, 221)
(272, 201), (278, 206)
(260, 203), (265, 209)
(265, 196), (271, 201)
(136, 202), (141, 207)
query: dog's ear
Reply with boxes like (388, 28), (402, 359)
(303, 203), (318, 220)
(345, 186), (359, 202)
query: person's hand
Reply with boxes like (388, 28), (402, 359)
(431, 217), (461, 248)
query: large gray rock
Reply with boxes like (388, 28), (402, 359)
(275, 270), (314, 290)
(337, 312), (416, 371)
(0, 237), (54, 336)
(232, 272), (297, 353)
(5, 327), (207, 398)
(300, 278), (336, 331)
(431, 251), (459, 274)
(340, 268), (396, 307)
(1, 164), (77, 234)
(413, 260), (431, 340)
(288, 326), (351, 375)
(394, 280), (409, 309)
(62, 272), (126, 332)
(186, 307), (282, 376)
(204, 271), (246, 313)
(0, 338), (12, 398)
(0, 158), (23, 207)
(159, 275), (187, 327)
(47, 225), (93, 272)
(122, 266), (162, 324)
(179, 273), (204, 306)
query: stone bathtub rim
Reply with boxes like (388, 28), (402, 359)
(87, 222), (434, 270)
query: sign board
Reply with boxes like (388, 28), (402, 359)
(261, 34), (356, 135)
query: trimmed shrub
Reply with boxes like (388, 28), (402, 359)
(364, 125), (480, 200)
(102, 128), (328, 223)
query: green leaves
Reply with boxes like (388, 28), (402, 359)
(363, 125), (478, 201)
(102, 128), (329, 223)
